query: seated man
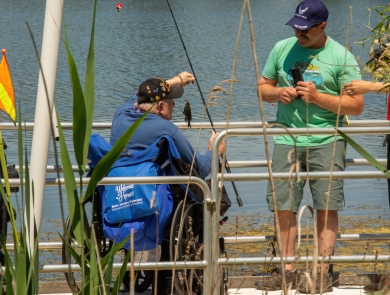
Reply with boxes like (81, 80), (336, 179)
(110, 71), (225, 294)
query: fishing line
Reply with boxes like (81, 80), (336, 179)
(166, 0), (243, 207)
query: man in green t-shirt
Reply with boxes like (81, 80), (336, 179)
(255, 0), (364, 293)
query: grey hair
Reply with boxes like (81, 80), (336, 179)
(134, 100), (166, 113)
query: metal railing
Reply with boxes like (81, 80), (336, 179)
(3, 121), (390, 295)
(209, 126), (390, 295)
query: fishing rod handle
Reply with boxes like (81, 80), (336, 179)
(220, 156), (244, 207)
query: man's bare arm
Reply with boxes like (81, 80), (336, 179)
(344, 80), (390, 95)
(296, 81), (364, 116)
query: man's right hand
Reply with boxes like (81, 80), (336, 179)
(279, 87), (298, 104)
(208, 130), (226, 156)
(167, 72), (195, 87)
(258, 76), (297, 104)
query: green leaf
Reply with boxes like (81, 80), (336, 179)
(62, 24), (87, 175)
(88, 225), (99, 295)
(56, 107), (83, 245)
(111, 248), (131, 295)
(84, 108), (152, 202)
(82, 0), (97, 173)
(15, 220), (27, 295)
(338, 130), (390, 177)
(1, 243), (15, 287)
(101, 236), (130, 294)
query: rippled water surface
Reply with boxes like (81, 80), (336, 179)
(0, 0), (389, 233)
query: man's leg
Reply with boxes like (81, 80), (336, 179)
(307, 141), (344, 267)
(255, 144), (303, 291)
(277, 210), (297, 271)
(298, 210), (337, 293)
(298, 141), (345, 293)
(255, 209), (299, 290)
(317, 210), (338, 270)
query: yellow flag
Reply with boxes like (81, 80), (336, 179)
(0, 49), (16, 123)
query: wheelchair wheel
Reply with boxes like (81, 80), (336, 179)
(170, 200), (203, 295)
(122, 267), (153, 293)
(62, 213), (116, 293)
(61, 214), (95, 293)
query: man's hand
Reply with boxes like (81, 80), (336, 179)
(208, 130), (226, 156)
(177, 71), (195, 86)
(280, 87), (298, 104)
(296, 81), (319, 103)
(167, 72), (195, 87)
(344, 80), (390, 95)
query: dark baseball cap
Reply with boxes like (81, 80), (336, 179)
(285, 0), (328, 31)
(137, 78), (184, 104)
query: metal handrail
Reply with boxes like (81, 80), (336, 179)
(223, 234), (390, 244)
(219, 255), (390, 266)
(5, 255), (390, 273)
(1, 261), (209, 273)
(3, 170), (388, 188)
(14, 158), (387, 173)
(0, 119), (388, 130)
(219, 171), (390, 181)
(9, 234), (388, 250)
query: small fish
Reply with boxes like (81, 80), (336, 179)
(183, 98), (192, 128)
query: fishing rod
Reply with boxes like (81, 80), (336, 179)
(166, 0), (243, 207)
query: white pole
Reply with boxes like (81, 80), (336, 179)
(27, 0), (64, 254)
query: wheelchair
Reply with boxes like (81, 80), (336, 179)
(61, 181), (232, 295)
(61, 135), (231, 294)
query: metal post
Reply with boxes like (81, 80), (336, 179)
(210, 131), (226, 295)
(27, 0), (64, 254)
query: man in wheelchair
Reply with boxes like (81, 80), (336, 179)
(110, 72), (226, 294)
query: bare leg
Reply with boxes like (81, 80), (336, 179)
(276, 210), (297, 271)
(317, 210), (338, 272)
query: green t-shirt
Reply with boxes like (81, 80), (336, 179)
(262, 36), (361, 146)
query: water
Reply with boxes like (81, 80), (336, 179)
(0, 0), (389, 235)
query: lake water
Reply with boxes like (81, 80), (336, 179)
(0, 0), (389, 234)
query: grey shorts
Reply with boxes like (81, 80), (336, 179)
(266, 140), (346, 212)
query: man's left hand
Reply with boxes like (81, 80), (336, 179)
(296, 81), (319, 103)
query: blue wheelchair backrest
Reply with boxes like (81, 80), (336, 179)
(87, 134), (202, 251)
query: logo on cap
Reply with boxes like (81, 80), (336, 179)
(299, 5), (308, 14)
(296, 5), (308, 19)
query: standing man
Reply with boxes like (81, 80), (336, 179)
(255, 0), (364, 292)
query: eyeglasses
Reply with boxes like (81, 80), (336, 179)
(293, 23), (322, 34)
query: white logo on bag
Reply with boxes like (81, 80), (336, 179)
(115, 184), (134, 202)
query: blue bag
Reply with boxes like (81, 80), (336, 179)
(103, 154), (161, 224)
(88, 134), (174, 250)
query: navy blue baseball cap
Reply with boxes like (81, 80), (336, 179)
(285, 0), (328, 31)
